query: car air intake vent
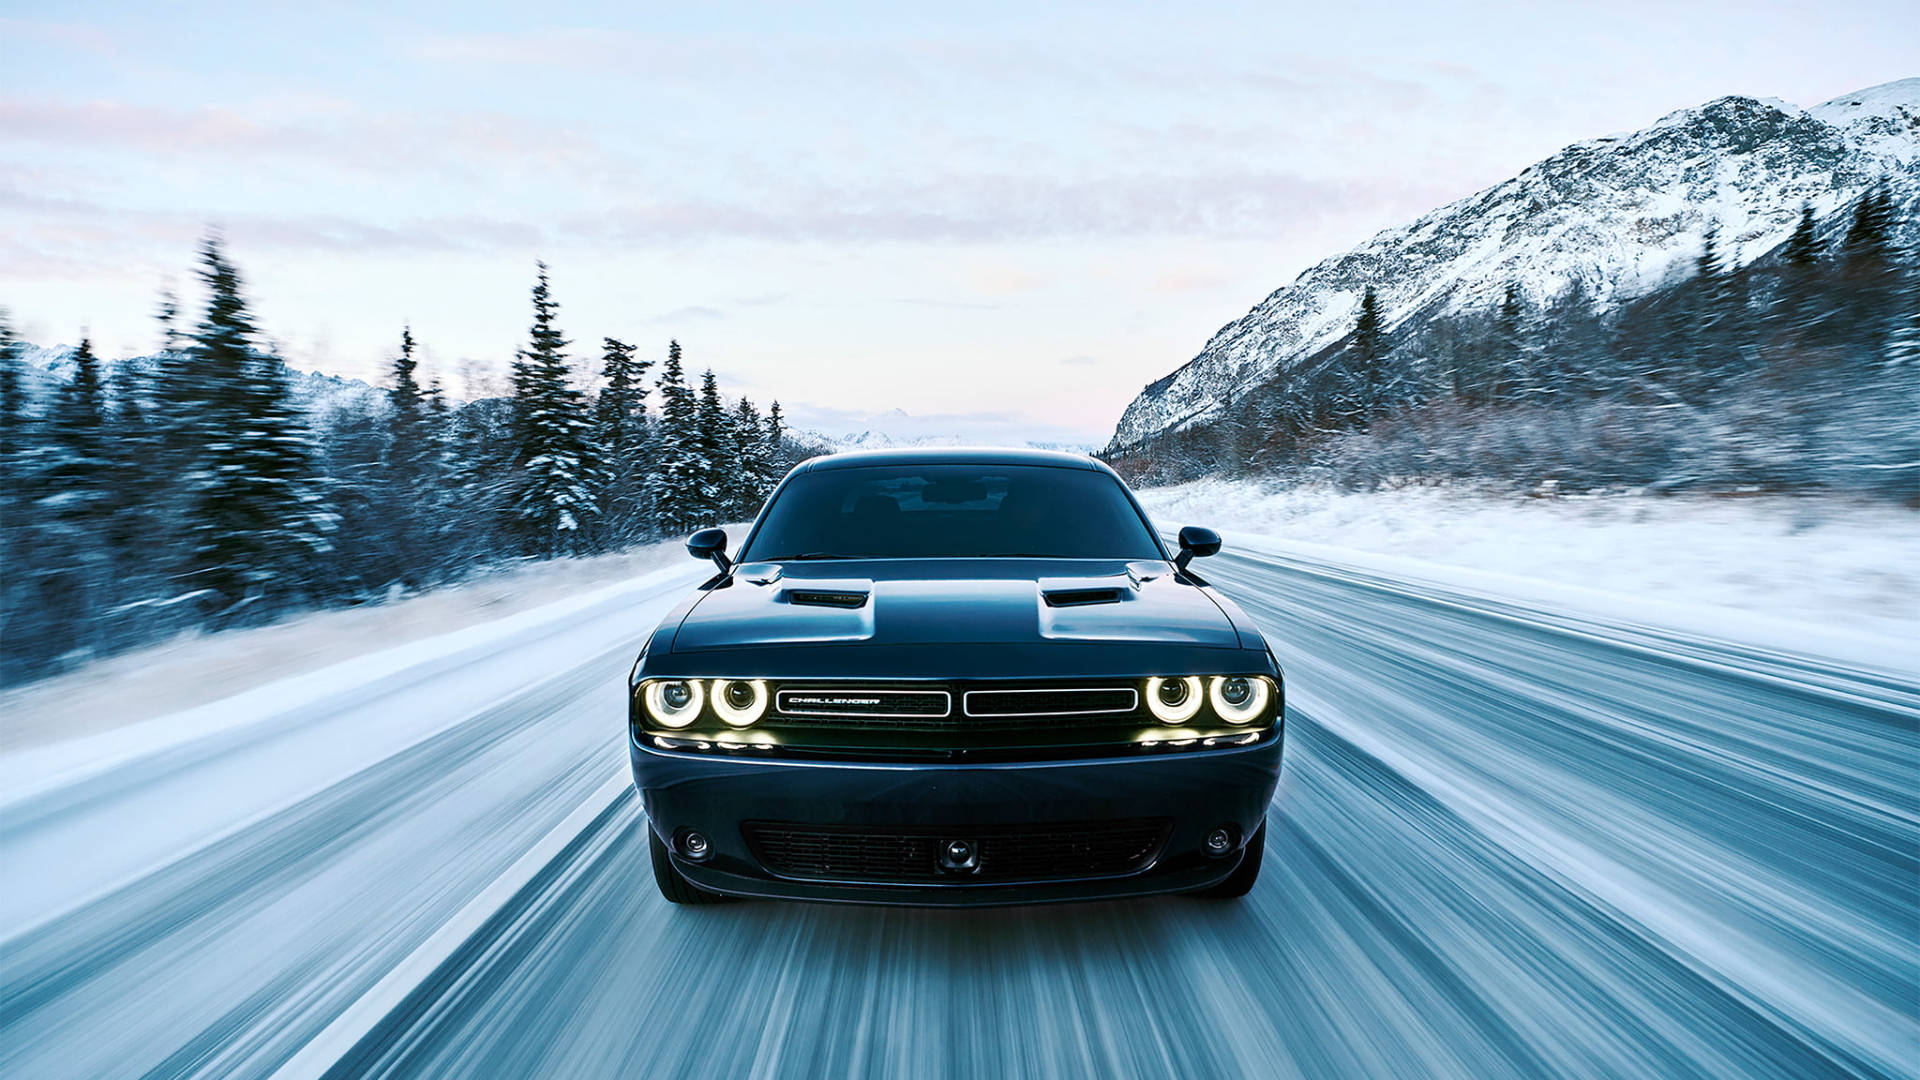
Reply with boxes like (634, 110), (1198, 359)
(787, 590), (868, 608)
(743, 819), (1171, 883)
(1042, 587), (1125, 607)
(964, 687), (1138, 717)
(775, 688), (950, 718)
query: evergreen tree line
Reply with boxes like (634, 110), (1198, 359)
(1108, 182), (1919, 500)
(1, 239), (806, 685)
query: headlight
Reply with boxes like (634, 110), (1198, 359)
(1145, 676), (1203, 724)
(1209, 676), (1272, 724)
(643, 679), (704, 728)
(711, 679), (768, 727)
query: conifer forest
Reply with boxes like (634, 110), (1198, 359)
(0, 238), (805, 685)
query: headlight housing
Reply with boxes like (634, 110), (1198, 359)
(642, 679), (704, 728)
(711, 679), (769, 727)
(1208, 675), (1273, 724)
(1145, 676), (1204, 724)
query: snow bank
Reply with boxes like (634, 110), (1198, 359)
(1137, 479), (1920, 661)
(0, 534), (729, 755)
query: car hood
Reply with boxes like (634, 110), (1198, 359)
(669, 558), (1242, 653)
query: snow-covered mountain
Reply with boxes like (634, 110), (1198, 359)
(12, 344), (388, 420)
(1109, 79), (1920, 450)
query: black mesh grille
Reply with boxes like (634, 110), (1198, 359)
(763, 680), (1144, 734)
(742, 819), (1171, 883)
(965, 688), (1136, 717)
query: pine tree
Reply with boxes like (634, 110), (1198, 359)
(378, 325), (434, 577)
(591, 336), (654, 543)
(0, 309), (23, 470)
(182, 235), (336, 616)
(35, 338), (115, 647)
(1836, 182), (1902, 362)
(645, 341), (703, 533)
(763, 400), (786, 468)
(728, 396), (765, 517)
(1491, 281), (1541, 402)
(1782, 204), (1821, 268)
(693, 368), (732, 522)
(389, 325), (424, 437)
(1340, 286), (1388, 424)
(506, 263), (598, 556)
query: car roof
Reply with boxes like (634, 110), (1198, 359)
(797, 446), (1105, 472)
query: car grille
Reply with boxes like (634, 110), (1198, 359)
(964, 687), (1137, 717)
(774, 688), (950, 718)
(742, 819), (1172, 883)
(761, 681), (1144, 733)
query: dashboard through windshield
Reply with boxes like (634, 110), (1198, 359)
(739, 464), (1165, 562)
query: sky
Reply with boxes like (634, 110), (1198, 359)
(4, 1), (1915, 446)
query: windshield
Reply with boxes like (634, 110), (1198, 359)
(739, 463), (1165, 561)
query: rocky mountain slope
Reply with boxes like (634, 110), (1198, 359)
(1110, 79), (1920, 450)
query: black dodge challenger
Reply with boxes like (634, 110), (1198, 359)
(628, 448), (1284, 905)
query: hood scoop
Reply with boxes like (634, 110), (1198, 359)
(1041, 587), (1127, 608)
(783, 587), (871, 609)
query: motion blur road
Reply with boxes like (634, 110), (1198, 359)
(3, 541), (1915, 1079)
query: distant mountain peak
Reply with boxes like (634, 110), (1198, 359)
(1109, 80), (1919, 450)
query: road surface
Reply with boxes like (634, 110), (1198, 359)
(3, 542), (1915, 1079)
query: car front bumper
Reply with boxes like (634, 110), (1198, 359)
(629, 732), (1283, 906)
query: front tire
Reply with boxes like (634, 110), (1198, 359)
(650, 828), (731, 904)
(1191, 818), (1265, 899)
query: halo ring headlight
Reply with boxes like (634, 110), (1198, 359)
(1145, 676), (1204, 724)
(644, 679), (705, 728)
(1208, 676), (1272, 724)
(711, 679), (769, 727)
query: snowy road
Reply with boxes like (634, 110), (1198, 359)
(3, 542), (1916, 1079)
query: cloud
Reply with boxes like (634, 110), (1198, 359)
(645, 304), (726, 325)
(0, 97), (602, 180)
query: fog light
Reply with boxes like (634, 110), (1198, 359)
(679, 830), (712, 860)
(1203, 827), (1234, 856)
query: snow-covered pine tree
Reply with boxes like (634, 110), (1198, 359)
(378, 325), (435, 577)
(506, 263), (599, 557)
(693, 368), (732, 523)
(1782, 204), (1821, 268)
(729, 396), (765, 518)
(182, 236), (337, 618)
(390, 326), (425, 442)
(1335, 286), (1388, 426)
(763, 400), (786, 473)
(1490, 281), (1544, 402)
(591, 336), (654, 544)
(1836, 181), (1901, 361)
(644, 340), (704, 534)
(28, 336), (116, 661)
(0, 309), (23, 471)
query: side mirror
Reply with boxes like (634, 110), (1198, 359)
(687, 528), (732, 572)
(1174, 525), (1221, 570)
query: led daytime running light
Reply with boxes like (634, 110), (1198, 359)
(1145, 676), (1204, 724)
(711, 679), (769, 727)
(1208, 676), (1272, 724)
(643, 679), (704, 728)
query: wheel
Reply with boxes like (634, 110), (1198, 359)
(1191, 819), (1265, 899)
(650, 828), (731, 904)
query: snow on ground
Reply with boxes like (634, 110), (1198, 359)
(1136, 479), (1920, 660)
(0, 533), (732, 755)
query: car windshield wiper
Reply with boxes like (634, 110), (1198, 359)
(769, 552), (868, 561)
